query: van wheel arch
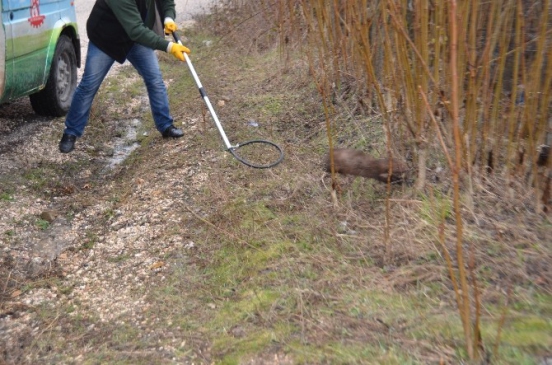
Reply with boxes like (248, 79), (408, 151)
(30, 35), (77, 117)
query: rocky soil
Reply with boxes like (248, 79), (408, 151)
(0, 57), (221, 362)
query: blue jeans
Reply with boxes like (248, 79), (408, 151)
(64, 42), (174, 137)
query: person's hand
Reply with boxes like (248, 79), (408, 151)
(164, 17), (177, 34)
(168, 42), (191, 61)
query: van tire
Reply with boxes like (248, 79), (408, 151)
(30, 35), (77, 117)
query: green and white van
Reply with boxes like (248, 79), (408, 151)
(1, 0), (80, 116)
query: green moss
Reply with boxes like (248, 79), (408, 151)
(208, 291), (296, 362)
(219, 200), (275, 229)
(206, 241), (288, 296)
(501, 316), (552, 348)
(215, 330), (277, 364)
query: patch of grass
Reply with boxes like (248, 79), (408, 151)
(81, 232), (98, 250)
(287, 341), (425, 365)
(35, 218), (50, 230)
(215, 329), (287, 364)
(345, 176), (381, 201)
(204, 238), (291, 297)
(23, 168), (50, 191)
(500, 315), (552, 349)
(209, 291), (294, 362)
(103, 208), (115, 220)
(1, 191), (14, 201)
(419, 189), (453, 225)
(213, 289), (281, 326)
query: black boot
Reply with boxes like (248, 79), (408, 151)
(162, 125), (184, 138)
(59, 134), (77, 153)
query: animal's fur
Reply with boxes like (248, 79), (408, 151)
(325, 148), (408, 183)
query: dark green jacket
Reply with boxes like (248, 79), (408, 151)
(87, 0), (176, 63)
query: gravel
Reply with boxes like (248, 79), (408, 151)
(0, 85), (214, 361)
(1, 3), (219, 361)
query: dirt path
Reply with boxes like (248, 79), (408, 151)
(0, 68), (210, 365)
(0, 3), (219, 363)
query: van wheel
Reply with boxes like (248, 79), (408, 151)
(30, 35), (77, 117)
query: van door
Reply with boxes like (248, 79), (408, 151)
(2, 0), (61, 100)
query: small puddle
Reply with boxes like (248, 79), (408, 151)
(106, 118), (143, 170)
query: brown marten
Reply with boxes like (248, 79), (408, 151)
(324, 148), (408, 183)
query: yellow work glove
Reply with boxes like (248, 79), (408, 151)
(164, 17), (177, 34)
(167, 42), (191, 62)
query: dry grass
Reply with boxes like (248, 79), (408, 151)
(144, 8), (551, 363)
(1, 2), (551, 364)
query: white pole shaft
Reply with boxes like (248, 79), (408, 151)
(182, 52), (234, 149)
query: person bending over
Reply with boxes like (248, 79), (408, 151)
(59, 0), (191, 153)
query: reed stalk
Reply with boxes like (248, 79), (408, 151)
(449, 0), (473, 358)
